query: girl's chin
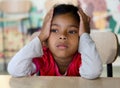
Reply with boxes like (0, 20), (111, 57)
(53, 53), (72, 59)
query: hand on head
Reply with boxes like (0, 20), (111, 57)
(39, 3), (91, 44)
(77, 1), (91, 36)
(38, 8), (54, 43)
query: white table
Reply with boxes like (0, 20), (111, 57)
(0, 75), (120, 88)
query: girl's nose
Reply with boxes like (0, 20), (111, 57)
(59, 34), (67, 40)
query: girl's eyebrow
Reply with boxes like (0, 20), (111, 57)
(51, 24), (79, 28)
(69, 25), (79, 28)
(51, 24), (59, 26)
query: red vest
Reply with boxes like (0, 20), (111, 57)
(32, 47), (81, 76)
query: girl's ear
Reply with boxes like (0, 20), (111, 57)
(42, 41), (48, 48)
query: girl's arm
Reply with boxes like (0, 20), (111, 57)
(77, 3), (103, 79)
(8, 8), (53, 77)
(78, 33), (103, 79)
(7, 37), (43, 77)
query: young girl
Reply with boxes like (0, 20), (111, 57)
(7, 4), (103, 79)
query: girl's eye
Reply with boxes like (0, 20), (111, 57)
(68, 30), (77, 34)
(50, 29), (58, 33)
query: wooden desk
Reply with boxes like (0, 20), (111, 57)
(0, 75), (120, 88)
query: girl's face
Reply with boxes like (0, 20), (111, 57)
(48, 13), (79, 60)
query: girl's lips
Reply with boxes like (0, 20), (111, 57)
(56, 44), (68, 49)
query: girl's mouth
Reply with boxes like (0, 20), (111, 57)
(56, 44), (68, 49)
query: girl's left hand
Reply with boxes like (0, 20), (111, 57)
(77, 1), (90, 36)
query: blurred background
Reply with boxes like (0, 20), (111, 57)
(0, 0), (120, 77)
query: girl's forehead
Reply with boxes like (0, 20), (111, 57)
(51, 13), (79, 28)
(53, 12), (80, 23)
(53, 13), (77, 20)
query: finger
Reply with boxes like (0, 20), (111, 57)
(42, 9), (53, 31)
(44, 8), (54, 22)
(78, 8), (91, 35)
(77, 0), (81, 8)
(78, 8), (90, 23)
(78, 8), (87, 20)
(47, 8), (54, 20)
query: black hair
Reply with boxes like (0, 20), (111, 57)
(53, 4), (80, 23)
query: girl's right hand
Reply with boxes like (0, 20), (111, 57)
(38, 8), (53, 43)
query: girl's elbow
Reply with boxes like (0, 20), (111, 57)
(7, 64), (24, 77)
(7, 65), (17, 77)
(80, 66), (103, 79)
(81, 73), (101, 79)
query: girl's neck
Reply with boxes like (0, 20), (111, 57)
(54, 56), (73, 75)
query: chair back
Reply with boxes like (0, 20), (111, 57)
(90, 31), (118, 64)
